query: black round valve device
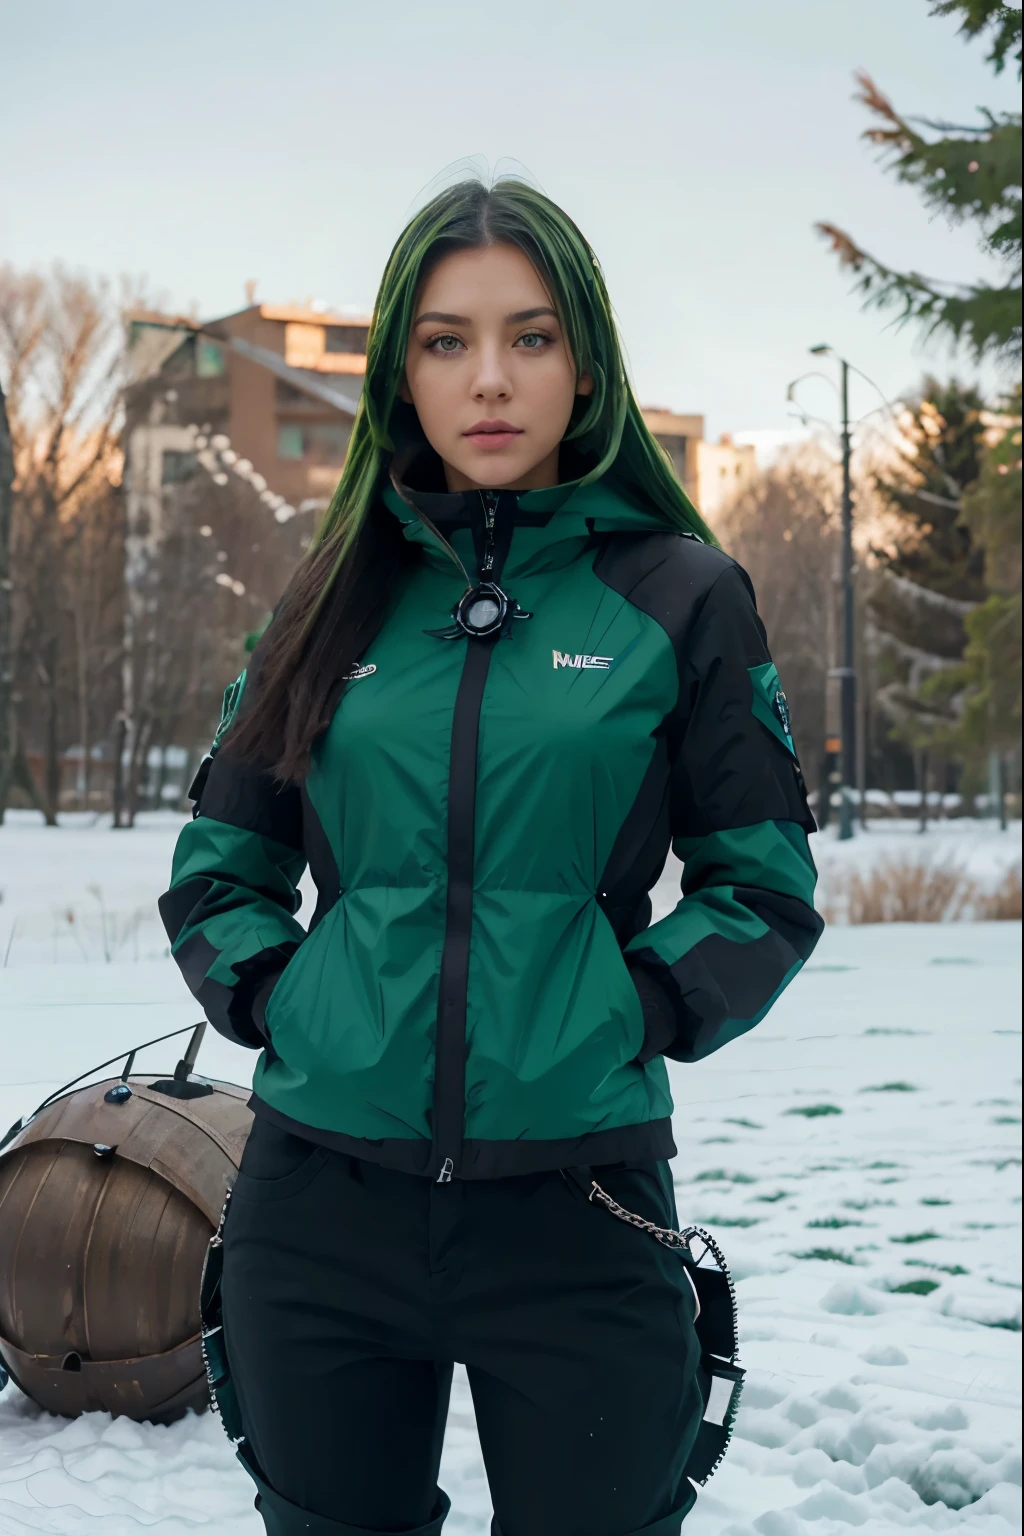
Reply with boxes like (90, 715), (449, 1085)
(454, 582), (509, 638)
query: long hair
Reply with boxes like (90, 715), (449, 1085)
(229, 176), (718, 779)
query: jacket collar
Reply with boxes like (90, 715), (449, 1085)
(380, 449), (669, 584)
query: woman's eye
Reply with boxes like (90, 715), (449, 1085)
(515, 332), (549, 350)
(429, 333), (463, 354)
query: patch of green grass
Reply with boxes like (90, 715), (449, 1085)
(785, 1104), (842, 1118)
(692, 1169), (757, 1184)
(863, 1027), (925, 1036)
(695, 1215), (761, 1228)
(992, 1116), (1022, 1125)
(700, 1136), (735, 1144)
(866, 1161), (901, 1170)
(724, 1117), (764, 1130)
(920, 1198), (951, 1206)
(905, 1259), (969, 1276)
(793, 1247), (859, 1265)
(860, 1082), (918, 1093)
(843, 1198), (896, 1210)
(890, 1231), (940, 1245)
(753, 1191), (790, 1204)
(807, 1217), (864, 1229)
(889, 1279), (940, 1296)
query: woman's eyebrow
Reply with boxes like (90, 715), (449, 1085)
(506, 306), (558, 324)
(414, 310), (470, 326)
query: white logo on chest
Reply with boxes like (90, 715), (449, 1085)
(552, 651), (613, 670)
(344, 663), (377, 681)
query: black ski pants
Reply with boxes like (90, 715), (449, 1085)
(220, 1116), (703, 1536)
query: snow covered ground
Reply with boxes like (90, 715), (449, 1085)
(0, 814), (1020, 1534)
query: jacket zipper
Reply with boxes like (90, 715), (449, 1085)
(480, 490), (498, 576)
(432, 493), (501, 1183)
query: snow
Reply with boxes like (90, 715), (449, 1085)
(807, 816), (1021, 888)
(0, 814), (1020, 1533)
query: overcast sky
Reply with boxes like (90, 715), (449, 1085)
(3, 0), (1019, 439)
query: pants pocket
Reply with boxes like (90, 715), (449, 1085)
(232, 1116), (331, 1202)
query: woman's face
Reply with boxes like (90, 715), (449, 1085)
(402, 242), (592, 493)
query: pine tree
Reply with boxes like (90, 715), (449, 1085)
(817, 1), (1022, 362)
(868, 382), (1022, 801)
(939, 386), (1023, 758)
(867, 380), (989, 777)
(880, 379), (989, 600)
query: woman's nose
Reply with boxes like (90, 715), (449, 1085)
(470, 344), (512, 400)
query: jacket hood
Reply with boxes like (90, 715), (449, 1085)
(381, 448), (680, 582)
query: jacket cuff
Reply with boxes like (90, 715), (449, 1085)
(227, 942), (299, 1049)
(628, 961), (680, 1064)
(224, 965), (286, 1050)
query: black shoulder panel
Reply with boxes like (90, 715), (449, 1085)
(198, 748), (304, 851)
(592, 533), (740, 655)
(594, 531), (815, 837)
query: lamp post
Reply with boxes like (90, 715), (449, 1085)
(809, 344), (856, 841)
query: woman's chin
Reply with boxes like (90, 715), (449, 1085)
(449, 442), (564, 492)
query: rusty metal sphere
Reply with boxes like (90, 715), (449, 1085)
(0, 1073), (252, 1423)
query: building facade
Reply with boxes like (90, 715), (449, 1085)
(125, 301), (369, 512)
(639, 408), (704, 504)
(695, 431), (759, 519)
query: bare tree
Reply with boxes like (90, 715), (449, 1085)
(0, 381), (13, 815)
(0, 266), (126, 821)
(114, 426), (311, 824)
(716, 455), (839, 770)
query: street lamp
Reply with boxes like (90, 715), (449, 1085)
(809, 344), (856, 841)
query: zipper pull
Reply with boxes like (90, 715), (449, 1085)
(436, 1157), (454, 1184)
(480, 490), (498, 576)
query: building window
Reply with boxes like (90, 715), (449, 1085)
(161, 450), (198, 484)
(277, 424), (305, 460)
(324, 325), (368, 355)
(196, 340), (225, 377)
(277, 420), (351, 463)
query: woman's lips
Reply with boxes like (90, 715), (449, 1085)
(463, 422), (524, 451)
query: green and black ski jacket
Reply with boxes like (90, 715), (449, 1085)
(160, 468), (822, 1181)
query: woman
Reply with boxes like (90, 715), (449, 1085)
(161, 177), (822, 1536)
